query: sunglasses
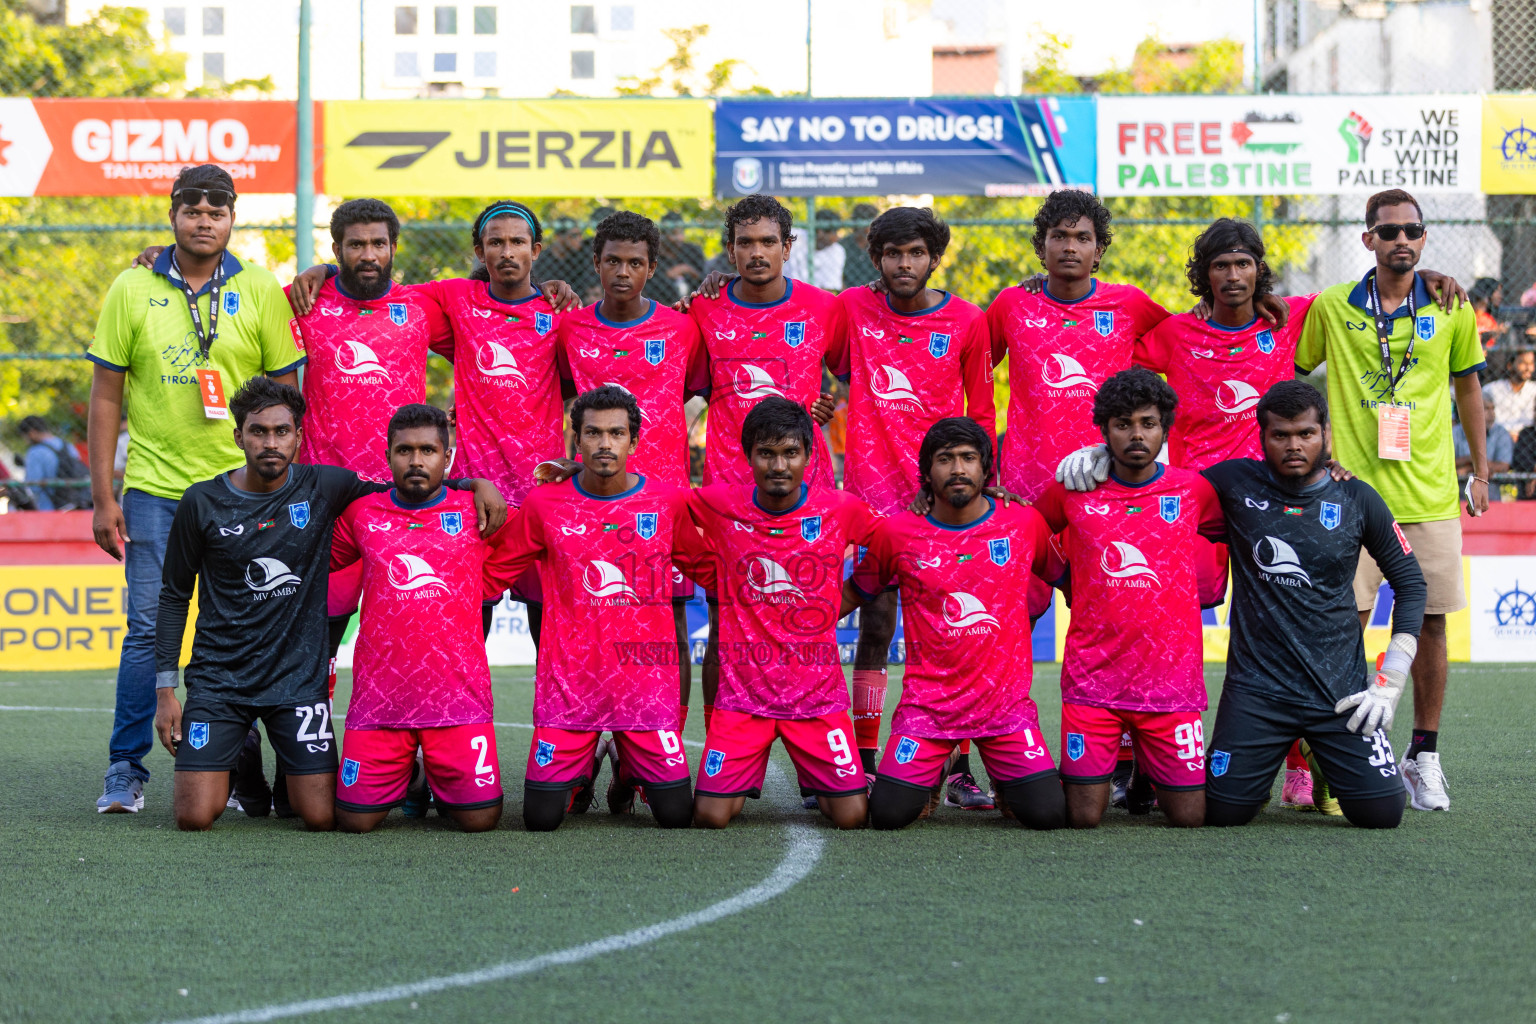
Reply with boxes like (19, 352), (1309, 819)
(1370, 222), (1425, 241)
(173, 187), (235, 208)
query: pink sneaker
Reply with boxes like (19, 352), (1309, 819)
(1280, 767), (1315, 809)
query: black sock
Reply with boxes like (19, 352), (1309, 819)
(951, 752), (972, 777)
(1408, 730), (1438, 758)
(859, 747), (877, 774)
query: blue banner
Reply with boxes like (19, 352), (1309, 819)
(715, 97), (1096, 198)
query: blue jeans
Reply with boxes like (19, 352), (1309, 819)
(109, 488), (179, 779)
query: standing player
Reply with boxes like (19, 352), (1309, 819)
(1035, 368), (1225, 828)
(330, 404), (514, 833)
(834, 207), (996, 799)
(842, 418), (1066, 830)
(488, 386), (707, 831)
(690, 398), (879, 829)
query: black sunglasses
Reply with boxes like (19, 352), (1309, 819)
(173, 187), (235, 208)
(1370, 222), (1425, 241)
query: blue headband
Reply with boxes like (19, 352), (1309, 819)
(477, 204), (537, 236)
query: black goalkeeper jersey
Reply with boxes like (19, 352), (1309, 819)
(1201, 459), (1427, 711)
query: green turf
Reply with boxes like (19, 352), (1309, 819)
(3, 664), (1533, 1024)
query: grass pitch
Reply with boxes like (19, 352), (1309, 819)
(3, 663), (1534, 1024)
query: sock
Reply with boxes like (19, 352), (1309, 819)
(1409, 729), (1438, 758)
(1286, 739), (1309, 772)
(951, 740), (971, 778)
(851, 668), (888, 757)
(679, 705), (689, 735)
(703, 704), (714, 733)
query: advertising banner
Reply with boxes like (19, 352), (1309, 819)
(0, 98), (300, 196)
(1481, 95), (1536, 194)
(322, 99), (711, 197)
(714, 97), (1095, 197)
(1099, 94), (1480, 196)
(0, 565), (195, 670)
(1469, 556), (1536, 661)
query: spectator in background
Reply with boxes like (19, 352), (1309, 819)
(1484, 348), (1535, 443)
(701, 226), (734, 280)
(18, 415), (87, 511)
(650, 211), (706, 302)
(841, 203), (881, 288)
(1469, 277), (1508, 352)
(785, 208), (846, 290)
(1454, 394), (1513, 502)
(538, 216), (598, 301)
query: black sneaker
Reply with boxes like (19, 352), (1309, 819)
(605, 740), (635, 815)
(1110, 759), (1133, 809)
(232, 727), (272, 818)
(570, 739), (608, 815)
(402, 755), (432, 818)
(1125, 766), (1156, 815)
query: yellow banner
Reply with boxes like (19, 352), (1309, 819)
(321, 99), (712, 197)
(1482, 96), (1536, 194)
(0, 566), (195, 671)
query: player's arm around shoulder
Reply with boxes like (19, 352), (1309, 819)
(1293, 282), (1352, 373)
(247, 265), (307, 377)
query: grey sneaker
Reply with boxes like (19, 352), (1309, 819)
(97, 761), (145, 814)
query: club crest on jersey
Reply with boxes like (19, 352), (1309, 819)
(222, 291), (240, 316)
(1066, 732), (1085, 761)
(928, 332), (951, 358)
(1256, 329), (1276, 354)
(1211, 750), (1230, 776)
(1320, 501), (1341, 530)
(1160, 495), (1181, 524)
(388, 302), (408, 326)
(188, 721), (210, 750)
(644, 337), (665, 365)
(635, 512), (658, 540)
(894, 737), (920, 765)
(1416, 315), (1435, 341)
(704, 749), (725, 776)
(1094, 310), (1114, 337)
(784, 321), (806, 347)
(440, 511), (464, 536)
(288, 501), (310, 529)
(801, 516), (822, 542)
(989, 538), (1011, 566)
(535, 312), (553, 335)
(534, 741), (555, 767)
(341, 758), (360, 787)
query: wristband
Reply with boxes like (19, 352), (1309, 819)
(155, 670), (179, 690)
(1381, 633), (1417, 677)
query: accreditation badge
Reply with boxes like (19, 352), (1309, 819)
(1378, 404), (1412, 461)
(196, 368), (229, 419)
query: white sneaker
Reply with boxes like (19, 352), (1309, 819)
(1403, 751), (1450, 811)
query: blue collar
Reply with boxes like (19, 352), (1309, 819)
(884, 291), (950, 318)
(574, 473), (646, 501)
(595, 299), (656, 329)
(727, 277), (793, 309)
(1042, 279), (1098, 305)
(1108, 462), (1166, 488)
(752, 482), (809, 516)
(1206, 313), (1260, 333)
(925, 495), (995, 531)
(483, 281), (541, 307)
(153, 247), (244, 296)
(390, 486), (449, 510)
(1346, 270), (1431, 317)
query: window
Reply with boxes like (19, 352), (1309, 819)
(571, 49), (594, 78)
(164, 6), (186, 35)
(394, 51), (419, 76)
(473, 6), (495, 33)
(433, 51), (457, 73)
(570, 5), (595, 33)
(394, 5), (417, 33)
(202, 6), (223, 35)
(434, 5), (456, 33)
(610, 4), (634, 31)
(202, 52), (225, 82)
(473, 51), (497, 77)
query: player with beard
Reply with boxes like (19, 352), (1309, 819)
(833, 207), (996, 807)
(842, 418), (1065, 830)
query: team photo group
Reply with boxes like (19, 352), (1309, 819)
(88, 160), (1487, 836)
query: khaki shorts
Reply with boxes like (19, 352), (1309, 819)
(1353, 517), (1466, 615)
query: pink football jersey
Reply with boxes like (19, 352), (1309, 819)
(1035, 466), (1224, 713)
(1136, 295), (1315, 470)
(488, 476), (708, 732)
(330, 488), (504, 729)
(690, 483), (880, 719)
(687, 278), (845, 488)
(291, 279), (450, 479)
(556, 300), (706, 488)
(834, 288), (996, 515)
(851, 500), (1053, 739)
(986, 282), (1170, 499)
(412, 278), (565, 508)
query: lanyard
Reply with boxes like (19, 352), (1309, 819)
(170, 249), (224, 362)
(1367, 270), (1416, 401)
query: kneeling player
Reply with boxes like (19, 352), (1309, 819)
(843, 418), (1065, 830)
(689, 398), (880, 829)
(330, 404), (515, 833)
(491, 386), (708, 831)
(1035, 369), (1225, 828)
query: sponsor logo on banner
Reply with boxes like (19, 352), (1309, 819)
(731, 157), (763, 193)
(1483, 97), (1536, 194)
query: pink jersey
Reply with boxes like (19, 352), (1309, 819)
(413, 278), (565, 508)
(291, 279), (450, 479)
(834, 288), (996, 514)
(330, 488), (505, 729)
(1035, 465), (1224, 713)
(489, 476), (708, 732)
(851, 500), (1053, 739)
(690, 483), (880, 719)
(687, 278), (846, 488)
(1136, 295), (1315, 470)
(986, 281), (1170, 499)
(556, 300), (706, 488)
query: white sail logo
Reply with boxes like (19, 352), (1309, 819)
(734, 363), (785, 400)
(582, 560), (637, 600)
(943, 592), (999, 629)
(335, 339), (389, 376)
(1099, 541), (1160, 584)
(747, 557), (804, 597)
(1215, 379), (1261, 414)
(1041, 353), (1097, 390)
(476, 340), (527, 384)
(871, 364), (923, 405)
(1253, 535), (1312, 585)
(244, 557), (302, 592)
(387, 553), (446, 591)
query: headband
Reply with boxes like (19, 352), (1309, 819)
(1222, 247), (1261, 261)
(476, 204), (537, 236)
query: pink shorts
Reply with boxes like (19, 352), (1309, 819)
(1060, 703), (1206, 790)
(696, 707), (865, 798)
(524, 726), (690, 791)
(336, 722), (503, 811)
(879, 726), (1056, 790)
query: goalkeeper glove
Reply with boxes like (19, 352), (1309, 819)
(1335, 632), (1416, 734)
(1056, 444), (1110, 492)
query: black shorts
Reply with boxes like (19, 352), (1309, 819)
(1205, 687), (1403, 806)
(175, 693), (339, 776)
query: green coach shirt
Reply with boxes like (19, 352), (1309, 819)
(88, 248), (305, 501)
(1295, 270), (1484, 523)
